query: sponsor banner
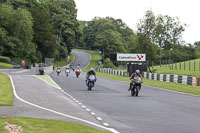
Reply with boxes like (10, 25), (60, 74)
(117, 53), (146, 61)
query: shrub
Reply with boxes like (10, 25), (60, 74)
(103, 58), (114, 68)
(0, 56), (10, 63)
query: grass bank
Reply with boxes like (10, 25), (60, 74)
(34, 75), (59, 88)
(0, 73), (13, 106)
(54, 53), (74, 68)
(77, 49), (200, 95)
(151, 58), (200, 77)
(97, 72), (200, 95)
(73, 49), (101, 72)
(0, 62), (13, 69)
(0, 116), (110, 133)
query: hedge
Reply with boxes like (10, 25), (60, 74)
(0, 56), (10, 63)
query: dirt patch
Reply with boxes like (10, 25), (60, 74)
(4, 121), (23, 133)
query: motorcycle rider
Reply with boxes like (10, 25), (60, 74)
(75, 66), (81, 72)
(86, 68), (97, 85)
(65, 66), (70, 73)
(56, 67), (61, 75)
(128, 70), (143, 91)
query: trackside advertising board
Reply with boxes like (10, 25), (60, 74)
(117, 53), (146, 61)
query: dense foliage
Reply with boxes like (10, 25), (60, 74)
(0, 0), (80, 63)
(0, 0), (199, 65)
(0, 56), (10, 63)
(80, 10), (199, 64)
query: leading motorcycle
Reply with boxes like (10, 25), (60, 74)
(131, 76), (142, 96)
(87, 75), (96, 91)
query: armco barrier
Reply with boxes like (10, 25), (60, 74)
(143, 72), (198, 86)
(99, 68), (129, 77)
(98, 69), (199, 86)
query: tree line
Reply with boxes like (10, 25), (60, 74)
(0, 0), (199, 65)
(79, 10), (200, 66)
(0, 0), (80, 63)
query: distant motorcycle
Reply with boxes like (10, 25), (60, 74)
(56, 68), (61, 76)
(131, 76), (142, 96)
(75, 69), (81, 78)
(87, 75), (96, 91)
(65, 68), (70, 77)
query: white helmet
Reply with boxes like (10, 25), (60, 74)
(136, 70), (140, 74)
(90, 68), (94, 71)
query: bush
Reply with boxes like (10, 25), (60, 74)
(103, 58), (114, 68)
(0, 56), (10, 63)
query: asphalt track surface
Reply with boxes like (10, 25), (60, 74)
(0, 69), (105, 130)
(50, 50), (200, 133)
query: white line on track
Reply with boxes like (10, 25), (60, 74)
(91, 112), (96, 115)
(86, 108), (91, 111)
(96, 117), (103, 121)
(103, 123), (109, 127)
(7, 74), (120, 133)
(32, 75), (61, 90)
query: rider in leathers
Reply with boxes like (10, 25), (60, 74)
(128, 70), (143, 91)
(86, 68), (97, 85)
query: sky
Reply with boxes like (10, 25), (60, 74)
(74, 0), (200, 44)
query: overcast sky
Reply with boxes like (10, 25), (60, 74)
(74, 0), (200, 44)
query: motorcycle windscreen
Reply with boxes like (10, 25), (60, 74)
(89, 75), (95, 81)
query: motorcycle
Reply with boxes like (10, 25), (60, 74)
(65, 68), (70, 77)
(131, 76), (142, 96)
(56, 68), (61, 76)
(87, 75), (96, 91)
(75, 69), (81, 78)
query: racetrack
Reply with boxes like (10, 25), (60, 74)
(50, 50), (200, 133)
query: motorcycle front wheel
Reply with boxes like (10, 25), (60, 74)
(131, 86), (135, 96)
(88, 82), (93, 91)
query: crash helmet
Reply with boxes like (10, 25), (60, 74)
(135, 70), (140, 75)
(90, 68), (95, 71)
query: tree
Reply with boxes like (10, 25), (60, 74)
(0, 4), (36, 60)
(136, 10), (158, 61)
(82, 17), (136, 55)
(29, 7), (56, 59)
(94, 29), (125, 58)
(136, 10), (186, 61)
(0, 28), (8, 55)
(194, 41), (200, 58)
(44, 0), (80, 58)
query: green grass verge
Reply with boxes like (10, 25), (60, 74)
(0, 116), (111, 133)
(151, 58), (200, 76)
(73, 49), (102, 72)
(0, 62), (13, 69)
(54, 53), (75, 69)
(34, 75), (59, 89)
(97, 72), (200, 95)
(0, 73), (13, 106)
(75, 49), (200, 95)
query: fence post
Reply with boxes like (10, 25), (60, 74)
(189, 61), (190, 71)
(194, 61), (196, 71)
(184, 62), (185, 70)
(180, 62), (181, 70)
(199, 61), (200, 71)
(175, 63), (177, 70)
